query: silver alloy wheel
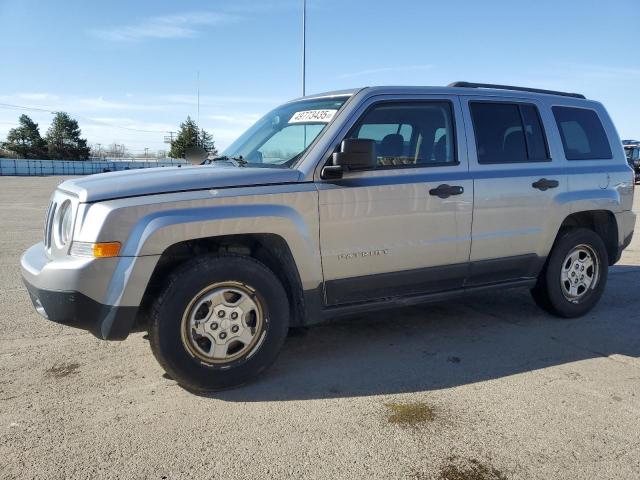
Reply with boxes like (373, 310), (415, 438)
(181, 281), (265, 364)
(560, 244), (599, 303)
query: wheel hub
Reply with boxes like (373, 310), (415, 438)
(560, 244), (599, 303)
(181, 282), (264, 364)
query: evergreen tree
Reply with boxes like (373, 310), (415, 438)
(45, 112), (91, 160)
(169, 116), (217, 158)
(2, 115), (48, 159)
(199, 128), (218, 156)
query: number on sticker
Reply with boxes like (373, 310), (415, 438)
(288, 109), (337, 124)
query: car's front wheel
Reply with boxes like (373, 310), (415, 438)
(148, 254), (289, 392)
(531, 228), (608, 318)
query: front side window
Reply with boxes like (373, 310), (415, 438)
(222, 97), (349, 168)
(552, 106), (612, 160)
(470, 102), (550, 164)
(347, 101), (457, 169)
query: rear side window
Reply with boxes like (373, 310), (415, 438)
(470, 102), (550, 164)
(552, 106), (612, 160)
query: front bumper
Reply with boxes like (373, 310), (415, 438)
(23, 280), (137, 340)
(20, 242), (138, 340)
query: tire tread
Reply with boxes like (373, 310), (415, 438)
(148, 253), (289, 392)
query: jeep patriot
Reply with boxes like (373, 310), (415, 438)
(21, 83), (636, 391)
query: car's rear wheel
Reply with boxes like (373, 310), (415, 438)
(148, 254), (289, 392)
(531, 228), (608, 318)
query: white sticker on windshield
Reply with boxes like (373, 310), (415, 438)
(288, 109), (337, 124)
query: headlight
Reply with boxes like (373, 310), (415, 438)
(57, 200), (73, 246)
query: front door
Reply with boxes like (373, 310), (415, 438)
(317, 97), (473, 305)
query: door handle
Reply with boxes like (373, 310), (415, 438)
(531, 178), (559, 191)
(429, 184), (464, 199)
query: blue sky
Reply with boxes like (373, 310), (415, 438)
(0, 0), (638, 153)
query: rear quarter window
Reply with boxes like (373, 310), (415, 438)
(552, 106), (612, 160)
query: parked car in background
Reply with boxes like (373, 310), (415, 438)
(21, 83), (636, 391)
(624, 141), (640, 182)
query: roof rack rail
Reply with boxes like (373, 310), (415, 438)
(448, 81), (586, 99)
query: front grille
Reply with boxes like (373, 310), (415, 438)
(43, 201), (57, 248)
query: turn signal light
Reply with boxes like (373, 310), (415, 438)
(93, 242), (121, 258)
(70, 241), (121, 258)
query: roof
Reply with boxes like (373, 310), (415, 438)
(298, 84), (591, 102)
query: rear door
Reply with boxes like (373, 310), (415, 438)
(316, 96), (473, 305)
(462, 97), (569, 285)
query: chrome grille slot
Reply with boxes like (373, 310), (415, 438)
(43, 201), (51, 244)
(43, 201), (51, 247)
(44, 201), (57, 249)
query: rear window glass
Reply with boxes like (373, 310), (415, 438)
(470, 102), (550, 164)
(520, 104), (548, 161)
(552, 107), (612, 160)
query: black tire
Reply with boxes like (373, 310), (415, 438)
(148, 253), (289, 392)
(531, 228), (608, 318)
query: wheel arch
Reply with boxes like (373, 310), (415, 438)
(138, 233), (308, 329)
(555, 210), (618, 265)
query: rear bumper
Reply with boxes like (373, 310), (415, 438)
(613, 210), (635, 264)
(23, 280), (137, 340)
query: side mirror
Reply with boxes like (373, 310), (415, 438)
(185, 146), (208, 165)
(321, 138), (376, 180)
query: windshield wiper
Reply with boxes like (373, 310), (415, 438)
(209, 155), (248, 167)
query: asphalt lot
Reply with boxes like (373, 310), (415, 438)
(1, 176), (639, 480)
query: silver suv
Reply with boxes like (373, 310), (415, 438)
(21, 83), (636, 391)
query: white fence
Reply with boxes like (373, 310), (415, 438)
(0, 158), (189, 176)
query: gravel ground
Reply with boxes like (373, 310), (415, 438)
(1, 176), (639, 480)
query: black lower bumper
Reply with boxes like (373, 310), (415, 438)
(613, 231), (634, 265)
(23, 280), (138, 340)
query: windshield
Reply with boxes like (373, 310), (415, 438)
(626, 147), (639, 162)
(221, 96), (349, 168)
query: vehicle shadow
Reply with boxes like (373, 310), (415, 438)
(205, 265), (640, 402)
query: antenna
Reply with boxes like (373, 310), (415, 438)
(197, 71), (200, 125)
(302, 0), (306, 96)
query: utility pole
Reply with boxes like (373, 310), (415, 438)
(302, 0), (306, 96)
(164, 132), (176, 144)
(197, 71), (200, 126)
(164, 131), (176, 158)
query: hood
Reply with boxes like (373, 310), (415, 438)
(58, 165), (304, 203)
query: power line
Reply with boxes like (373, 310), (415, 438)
(0, 102), (52, 113)
(0, 102), (171, 133)
(81, 117), (171, 134)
